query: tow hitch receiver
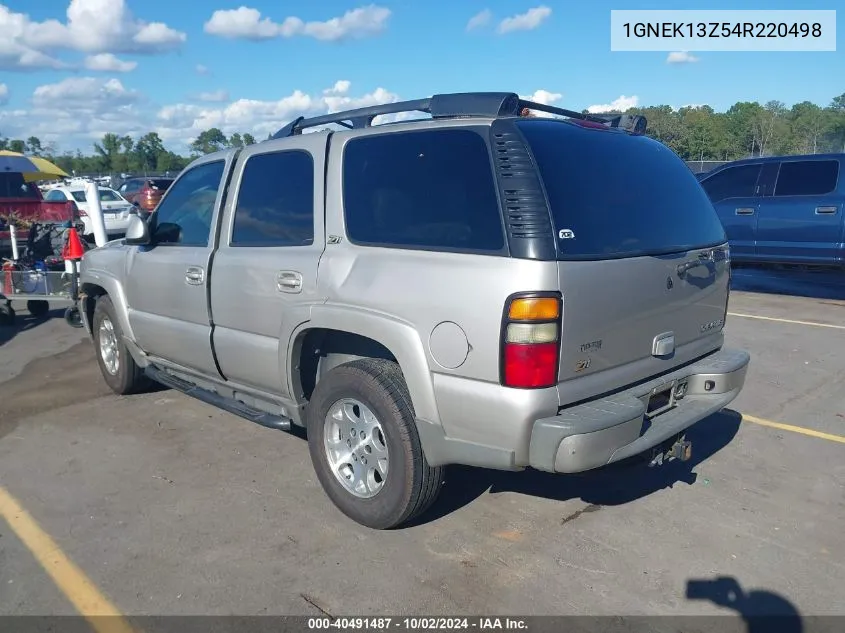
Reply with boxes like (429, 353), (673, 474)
(648, 434), (692, 467)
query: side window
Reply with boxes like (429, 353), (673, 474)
(152, 161), (225, 246)
(342, 129), (505, 252)
(701, 164), (762, 203)
(231, 150), (314, 247)
(774, 160), (839, 197)
(44, 190), (67, 201)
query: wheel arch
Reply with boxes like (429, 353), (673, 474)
(288, 307), (441, 428)
(79, 271), (134, 340)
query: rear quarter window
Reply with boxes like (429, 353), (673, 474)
(517, 120), (726, 260)
(342, 128), (506, 253)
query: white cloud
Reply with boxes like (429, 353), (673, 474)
(0, 0), (185, 71)
(195, 90), (230, 103)
(204, 5), (391, 42)
(84, 53), (137, 72)
(667, 51), (700, 64)
(195, 64), (210, 75)
(323, 80), (351, 95)
(0, 76), (147, 148)
(497, 6), (551, 34)
(154, 82), (400, 149)
(467, 9), (492, 31)
(33, 76), (141, 111)
(0, 83), (8, 105)
(521, 89), (562, 105)
(587, 95), (640, 114)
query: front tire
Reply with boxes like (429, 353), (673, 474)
(306, 358), (444, 529)
(92, 295), (151, 395)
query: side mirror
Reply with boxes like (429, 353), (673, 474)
(124, 214), (151, 245)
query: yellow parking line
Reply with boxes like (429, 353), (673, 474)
(728, 312), (845, 330)
(743, 414), (845, 444)
(0, 486), (135, 633)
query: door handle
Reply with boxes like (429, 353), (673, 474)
(277, 271), (303, 293)
(735, 208), (755, 216)
(815, 206), (838, 215)
(185, 266), (205, 285)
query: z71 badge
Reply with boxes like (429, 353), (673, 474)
(575, 358), (591, 372)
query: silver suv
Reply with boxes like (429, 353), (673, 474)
(75, 92), (750, 529)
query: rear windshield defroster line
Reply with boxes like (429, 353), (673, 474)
(516, 120), (727, 261)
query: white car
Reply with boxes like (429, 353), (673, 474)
(42, 185), (135, 241)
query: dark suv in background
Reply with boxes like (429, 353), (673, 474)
(118, 177), (174, 214)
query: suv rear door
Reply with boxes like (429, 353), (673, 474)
(209, 134), (327, 397)
(516, 120), (730, 399)
(755, 158), (843, 265)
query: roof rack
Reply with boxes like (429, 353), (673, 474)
(270, 92), (647, 139)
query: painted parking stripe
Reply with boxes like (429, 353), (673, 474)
(743, 414), (845, 445)
(728, 312), (845, 330)
(0, 486), (135, 633)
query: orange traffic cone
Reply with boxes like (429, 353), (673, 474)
(64, 228), (85, 261)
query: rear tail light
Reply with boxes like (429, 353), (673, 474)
(501, 294), (562, 389)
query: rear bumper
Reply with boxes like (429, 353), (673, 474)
(528, 347), (750, 474)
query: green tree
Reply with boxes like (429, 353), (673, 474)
(242, 133), (256, 146)
(26, 136), (43, 154)
(228, 132), (244, 148)
(190, 128), (228, 155)
(134, 132), (166, 172)
(8, 139), (26, 153)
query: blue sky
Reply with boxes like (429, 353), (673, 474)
(0, 0), (841, 153)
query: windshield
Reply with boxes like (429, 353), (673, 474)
(70, 189), (124, 203)
(516, 119), (726, 260)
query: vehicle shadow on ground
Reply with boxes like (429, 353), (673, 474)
(413, 409), (743, 527)
(684, 575), (804, 633)
(0, 307), (64, 348)
(731, 266), (845, 301)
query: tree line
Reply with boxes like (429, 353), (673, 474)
(2, 92), (844, 175)
(0, 128), (257, 176)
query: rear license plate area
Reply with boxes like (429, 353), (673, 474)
(646, 386), (673, 418)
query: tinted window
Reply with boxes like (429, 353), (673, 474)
(343, 129), (505, 252)
(152, 161), (225, 246)
(518, 120), (726, 260)
(700, 164), (762, 202)
(231, 150), (314, 247)
(69, 189), (122, 202)
(146, 179), (174, 191)
(0, 173), (39, 199)
(774, 160), (839, 196)
(121, 181), (140, 193)
(44, 190), (67, 201)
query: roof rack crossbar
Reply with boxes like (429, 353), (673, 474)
(269, 92), (647, 139)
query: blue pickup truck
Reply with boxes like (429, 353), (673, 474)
(699, 154), (845, 269)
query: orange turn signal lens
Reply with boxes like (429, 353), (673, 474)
(508, 297), (560, 321)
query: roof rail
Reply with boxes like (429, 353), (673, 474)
(269, 91), (647, 139)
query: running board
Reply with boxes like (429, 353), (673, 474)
(145, 365), (292, 432)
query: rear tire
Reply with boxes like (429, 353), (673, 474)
(306, 358), (444, 529)
(0, 304), (14, 326)
(92, 295), (151, 395)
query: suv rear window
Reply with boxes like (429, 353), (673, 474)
(146, 179), (173, 190)
(517, 120), (726, 260)
(342, 128), (505, 253)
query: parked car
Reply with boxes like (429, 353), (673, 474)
(700, 154), (844, 268)
(117, 177), (174, 214)
(76, 92), (750, 529)
(43, 185), (135, 242)
(1, 172), (77, 258)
